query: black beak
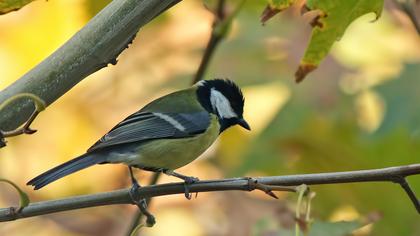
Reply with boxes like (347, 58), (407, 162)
(238, 118), (251, 131)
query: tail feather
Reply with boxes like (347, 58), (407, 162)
(27, 153), (105, 190)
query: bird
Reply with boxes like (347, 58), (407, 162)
(27, 79), (250, 194)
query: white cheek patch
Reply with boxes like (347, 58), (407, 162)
(153, 112), (186, 131)
(210, 88), (237, 118)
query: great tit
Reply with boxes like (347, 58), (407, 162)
(27, 79), (250, 190)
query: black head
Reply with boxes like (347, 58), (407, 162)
(196, 79), (250, 133)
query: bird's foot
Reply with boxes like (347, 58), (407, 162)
(183, 176), (199, 200)
(163, 170), (199, 200)
(129, 181), (142, 203)
(128, 167), (156, 227)
(128, 183), (156, 227)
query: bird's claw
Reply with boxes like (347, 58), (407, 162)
(161, 169), (200, 200)
(184, 176), (199, 184)
(183, 176), (199, 200)
(23, 127), (37, 134)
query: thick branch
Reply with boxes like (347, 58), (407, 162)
(1, 164), (420, 222)
(0, 0), (181, 131)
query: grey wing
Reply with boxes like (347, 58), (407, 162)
(87, 111), (211, 152)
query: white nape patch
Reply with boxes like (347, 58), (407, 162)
(153, 112), (186, 131)
(210, 88), (237, 118)
(196, 80), (206, 87)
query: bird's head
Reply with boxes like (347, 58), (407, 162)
(196, 79), (250, 133)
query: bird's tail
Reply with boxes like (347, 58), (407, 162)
(27, 153), (105, 190)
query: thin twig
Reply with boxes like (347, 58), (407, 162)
(1, 110), (39, 137)
(395, 177), (420, 213)
(395, 0), (420, 34)
(192, 0), (227, 83)
(0, 93), (46, 147)
(2, 164), (420, 222)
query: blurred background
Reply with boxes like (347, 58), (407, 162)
(1, 0), (420, 235)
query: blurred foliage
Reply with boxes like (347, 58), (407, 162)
(85, 0), (111, 17)
(308, 220), (362, 236)
(0, 0), (35, 15)
(253, 217), (365, 236)
(375, 64), (420, 136)
(1, 0), (420, 236)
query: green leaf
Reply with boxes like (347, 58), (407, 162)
(0, 178), (30, 210)
(261, 0), (384, 82)
(296, 0), (384, 82)
(0, 0), (36, 15)
(260, 0), (296, 23)
(308, 220), (362, 236)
